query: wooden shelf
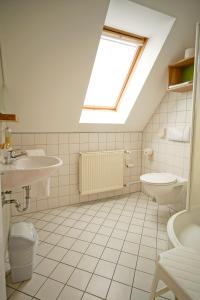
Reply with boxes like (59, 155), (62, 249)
(0, 113), (18, 122)
(168, 56), (194, 93)
(169, 56), (194, 68)
(168, 82), (193, 93)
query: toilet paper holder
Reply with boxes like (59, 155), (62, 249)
(143, 148), (153, 159)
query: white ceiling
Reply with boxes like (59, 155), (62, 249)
(1, 0), (200, 132)
(125, 0), (200, 131)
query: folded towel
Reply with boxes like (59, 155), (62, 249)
(167, 126), (190, 142)
(26, 149), (50, 198)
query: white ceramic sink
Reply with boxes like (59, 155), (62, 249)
(1, 156), (62, 190)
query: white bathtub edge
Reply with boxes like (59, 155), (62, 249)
(167, 209), (187, 248)
(167, 206), (200, 250)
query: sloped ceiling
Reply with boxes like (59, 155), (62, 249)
(127, 0), (200, 131)
(1, 0), (200, 132)
(80, 0), (175, 125)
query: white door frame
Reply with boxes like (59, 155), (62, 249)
(0, 175), (6, 300)
(187, 22), (200, 210)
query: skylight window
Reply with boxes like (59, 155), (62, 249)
(83, 27), (147, 111)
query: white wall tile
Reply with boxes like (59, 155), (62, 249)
(80, 133), (89, 144)
(89, 133), (98, 143)
(46, 144), (59, 155)
(12, 131), (142, 215)
(12, 133), (22, 146)
(47, 133), (58, 144)
(59, 133), (69, 144)
(21, 134), (35, 145)
(142, 91), (192, 182)
(69, 133), (79, 144)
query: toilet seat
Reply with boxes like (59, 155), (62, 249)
(140, 173), (177, 185)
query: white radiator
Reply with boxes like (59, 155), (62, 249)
(79, 151), (124, 195)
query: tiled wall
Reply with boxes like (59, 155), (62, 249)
(142, 91), (192, 179)
(6, 92), (193, 216)
(11, 132), (142, 215)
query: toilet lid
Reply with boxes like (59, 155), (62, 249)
(140, 173), (177, 185)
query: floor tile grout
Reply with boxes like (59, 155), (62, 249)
(7, 192), (172, 300)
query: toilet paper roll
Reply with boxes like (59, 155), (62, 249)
(184, 48), (195, 59)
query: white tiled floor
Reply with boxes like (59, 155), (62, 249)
(7, 192), (174, 300)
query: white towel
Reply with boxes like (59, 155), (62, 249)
(167, 126), (190, 142)
(26, 149), (50, 198)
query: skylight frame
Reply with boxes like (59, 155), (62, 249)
(83, 26), (148, 112)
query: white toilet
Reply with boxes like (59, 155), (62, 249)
(140, 173), (187, 205)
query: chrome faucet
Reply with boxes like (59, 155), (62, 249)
(4, 149), (27, 164)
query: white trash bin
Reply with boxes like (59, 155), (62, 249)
(9, 222), (38, 283)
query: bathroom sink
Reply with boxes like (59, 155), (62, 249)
(1, 156), (62, 190)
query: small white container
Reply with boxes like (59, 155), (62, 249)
(184, 48), (195, 58)
(9, 222), (38, 283)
